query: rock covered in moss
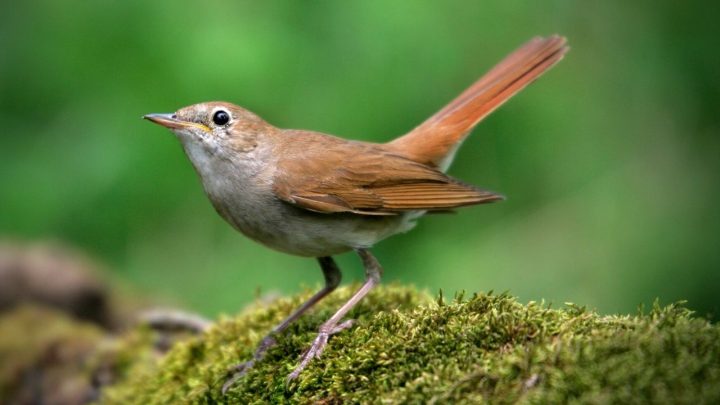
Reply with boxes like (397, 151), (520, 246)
(0, 305), (186, 404)
(0, 305), (104, 404)
(99, 285), (720, 404)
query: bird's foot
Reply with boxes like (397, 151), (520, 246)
(221, 334), (278, 394)
(286, 319), (355, 382)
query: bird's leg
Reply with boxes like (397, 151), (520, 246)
(287, 248), (382, 382)
(222, 257), (341, 393)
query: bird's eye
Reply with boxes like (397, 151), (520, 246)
(212, 110), (230, 126)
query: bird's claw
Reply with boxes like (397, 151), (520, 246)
(222, 319), (356, 392)
(286, 319), (355, 383)
(221, 334), (278, 394)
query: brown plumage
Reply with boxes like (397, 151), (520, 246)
(271, 35), (567, 216)
(272, 134), (502, 215)
(144, 35), (569, 388)
(388, 35), (568, 168)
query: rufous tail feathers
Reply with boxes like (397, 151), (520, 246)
(387, 35), (568, 169)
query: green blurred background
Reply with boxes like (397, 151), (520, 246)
(1, 1), (718, 317)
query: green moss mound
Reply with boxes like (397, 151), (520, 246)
(99, 285), (720, 404)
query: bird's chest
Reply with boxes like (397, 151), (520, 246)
(206, 180), (282, 244)
(182, 140), (278, 237)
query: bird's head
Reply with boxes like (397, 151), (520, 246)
(144, 101), (271, 157)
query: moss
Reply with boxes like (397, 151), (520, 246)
(99, 285), (720, 404)
(88, 326), (158, 392)
(0, 305), (104, 403)
(0, 305), (169, 404)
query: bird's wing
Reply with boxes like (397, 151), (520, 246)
(272, 136), (502, 216)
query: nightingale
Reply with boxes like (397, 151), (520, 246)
(144, 35), (568, 391)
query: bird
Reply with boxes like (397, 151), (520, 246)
(144, 35), (568, 391)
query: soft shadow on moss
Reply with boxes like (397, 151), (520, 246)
(98, 285), (720, 404)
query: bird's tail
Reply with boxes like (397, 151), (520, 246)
(387, 35), (568, 170)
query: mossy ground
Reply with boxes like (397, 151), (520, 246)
(98, 285), (720, 404)
(0, 306), (104, 403)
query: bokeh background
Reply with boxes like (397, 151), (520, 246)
(1, 1), (718, 317)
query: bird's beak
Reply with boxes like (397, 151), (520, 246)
(143, 113), (184, 129)
(143, 113), (210, 132)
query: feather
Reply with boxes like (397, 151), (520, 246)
(387, 35), (568, 169)
(272, 135), (502, 215)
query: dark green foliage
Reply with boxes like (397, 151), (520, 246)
(101, 285), (720, 404)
